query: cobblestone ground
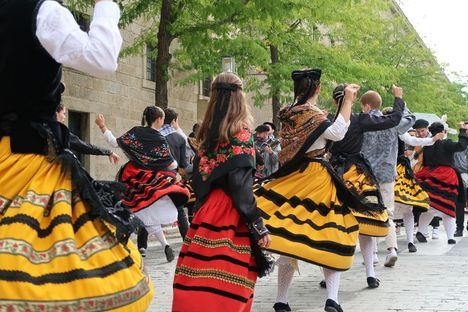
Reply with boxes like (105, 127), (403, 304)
(141, 227), (468, 312)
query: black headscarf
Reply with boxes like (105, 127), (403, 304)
(291, 68), (322, 106)
(332, 84), (347, 122)
(117, 126), (174, 170)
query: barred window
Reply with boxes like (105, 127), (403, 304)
(146, 45), (156, 82)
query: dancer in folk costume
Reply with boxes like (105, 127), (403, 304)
(327, 85), (404, 289)
(0, 0), (153, 310)
(255, 69), (376, 312)
(416, 122), (468, 244)
(172, 72), (273, 312)
(381, 108), (444, 252)
(96, 108), (190, 261)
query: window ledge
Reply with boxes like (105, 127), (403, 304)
(142, 79), (156, 90)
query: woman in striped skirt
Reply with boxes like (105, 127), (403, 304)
(0, 0), (153, 309)
(255, 69), (371, 312)
(172, 72), (272, 312)
(416, 122), (468, 244)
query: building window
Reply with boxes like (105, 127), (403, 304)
(202, 77), (212, 97)
(71, 11), (90, 32)
(146, 45), (156, 82)
(68, 111), (89, 167)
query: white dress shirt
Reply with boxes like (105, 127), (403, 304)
(36, 0), (122, 77)
(102, 129), (178, 170)
(307, 114), (350, 152)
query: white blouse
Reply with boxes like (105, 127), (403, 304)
(36, 0), (122, 77)
(306, 114), (350, 153)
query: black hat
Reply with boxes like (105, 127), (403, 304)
(263, 121), (276, 131)
(292, 69), (321, 81)
(413, 119), (429, 129)
(429, 122), (445, 136)
(255, 125), (270, 133)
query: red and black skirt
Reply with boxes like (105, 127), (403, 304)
(172, 189), (258, 312)
(118, 161), (190, 212)
(416, 166), (459, 217)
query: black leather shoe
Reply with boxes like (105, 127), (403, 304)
(367, 276), (380, 288)
(416, 232), (427, 243)
(138, 248), (146, 257)
(454, 229), (463, 237)
(319, 280), (327, 288)
(408, 242), (417, 253)
(448, 239), (457, 245)
(324, 299), (343, 312)
(165, 245), (175, 262)
(273, 302), (291, 312)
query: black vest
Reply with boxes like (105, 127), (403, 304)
(0, 0), (66, 154)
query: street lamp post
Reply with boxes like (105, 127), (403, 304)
(222, 56), (236, 73)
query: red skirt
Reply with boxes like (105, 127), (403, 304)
(172, 189), (257, 312)
(118, 162), (190, 212)
(416, 166), (459, 217)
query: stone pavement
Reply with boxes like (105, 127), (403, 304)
(141, 228), (468, 312)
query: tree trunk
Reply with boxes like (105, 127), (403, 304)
(269, 45), (281, 130)
(155, 0), (175, 108)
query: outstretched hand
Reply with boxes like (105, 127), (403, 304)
(392, 85), (403, 98)
(432, 132), (445, 142)
(344, 84), (361, 103)
(108, 152), (120, 164)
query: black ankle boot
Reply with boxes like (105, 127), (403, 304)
(448, 239), (456, 245)
(165, 245), (174, 262)
(273, 302), (291, 312)
(324, 299), (343, 312)
(367, 276), (380, 288)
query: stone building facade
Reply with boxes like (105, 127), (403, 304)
(62, 19), (272, 180)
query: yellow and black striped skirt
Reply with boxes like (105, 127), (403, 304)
(255, 161), (359, 271)
(394, 162), (430, 210)
(0, 137), (153, 311)
(342, 165), (389, 237)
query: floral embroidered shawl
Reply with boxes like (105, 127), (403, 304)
(279, 102), (331, 166)
(117, 126), (174, 171)
(192, 129), (255, 201)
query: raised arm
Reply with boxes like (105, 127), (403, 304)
(95, 114), (119, 148)
(399, 132), (443, 147)
(323, 84), (360, 142)
(36, 0), (122, 77)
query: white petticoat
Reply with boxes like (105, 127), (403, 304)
(135, 195), (177, 235)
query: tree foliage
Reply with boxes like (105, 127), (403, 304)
(67, 0), (467, 126)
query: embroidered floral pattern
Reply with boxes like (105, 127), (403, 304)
(197, 129), (255, 181)
(0, 190), (73, 213)
(0, 278), (151, 312)
(0, 233), (117, 264)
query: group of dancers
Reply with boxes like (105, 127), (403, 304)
(1, 0), (467, 312)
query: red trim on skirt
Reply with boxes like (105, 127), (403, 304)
(172, 189), (257, 312)
(416, 166), (459, 217)
(119, 162), (190, 212)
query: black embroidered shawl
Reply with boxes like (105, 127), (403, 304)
(117, 126), (174, 171)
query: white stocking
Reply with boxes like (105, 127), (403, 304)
(276, 256), (295, 304)
(359, 235), (375, 278)
(323, 268), (341, 303)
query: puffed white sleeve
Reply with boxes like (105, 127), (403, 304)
(103, 129), (119, 148)
(399, 132), (434, 147)
(323, 114), (350, 142)
(35, 0), (122, 77)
